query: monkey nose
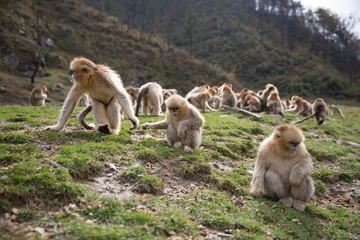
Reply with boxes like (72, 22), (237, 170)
(290, 146), (297, 153)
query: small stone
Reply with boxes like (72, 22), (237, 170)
(34, 227), (45, 235)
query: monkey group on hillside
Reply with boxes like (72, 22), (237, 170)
(39, 57), (348, 212)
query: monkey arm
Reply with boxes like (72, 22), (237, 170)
(142, 120), (168, 130)
(35, 93), (47, 99)
(45, 85), (84, 131)
(101, 77), (139, 130)
(289, 156), (313, 186)
(250, 152), (268, 197)
(177, 115), (205, 138)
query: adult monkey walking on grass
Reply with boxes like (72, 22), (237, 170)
(46, 57), (139, 134)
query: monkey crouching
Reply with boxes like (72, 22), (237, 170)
(142, 94), (205, 152)
(250, 124), (314, 211)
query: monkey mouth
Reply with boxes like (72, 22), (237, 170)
(289, 147), (297, 153)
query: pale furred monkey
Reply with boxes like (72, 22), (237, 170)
(46, 57), (139, 134)
(135, 82), (163, 117)
(142, 94), (205, 152)
(245, 94), (262, 112)
(328, 104), (344, 118)
(29, 85), (47, 106)
(187, 88), (216, 112)
(267, 92), (284, 115)
(294, 98), (328, 125)
(250, 124), (314, 211)
(185, 84), (210, 99)
(220, 85), (237, 108)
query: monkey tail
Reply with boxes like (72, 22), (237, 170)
(135, 87), (149, 117)
(78, 105), (94, 130)
(293, 113), (315, 124)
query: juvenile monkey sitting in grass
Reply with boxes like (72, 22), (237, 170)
(142, 94), (205, 152)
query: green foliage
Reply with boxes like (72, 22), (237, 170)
(0, 105), (359, 239)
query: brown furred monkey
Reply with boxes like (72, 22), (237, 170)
(294, 98), (328, 125)
(286, 97), (313, 116)
(250, 124), (314, 211)
(260, 84), (278, 111)
(125, 86), (140, 107)
(135, 82), (163, 117)
(142, 94), (205, 152)
(267, 92), (284, 115)
(46, 57), (139, 134)
(29, 85), (47, 106)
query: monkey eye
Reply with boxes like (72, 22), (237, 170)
(174, 107), (179, 111)
(82, 68), (87, 72)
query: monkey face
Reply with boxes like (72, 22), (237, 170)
(165, 94), (186, 118)
(70, 57), (96, 83)
(275, 124), (304, 154)
(168, 106), (180, 116)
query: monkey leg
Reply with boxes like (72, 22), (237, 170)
(264, 170), (291, 203)
(166, 124), (181, 147)
(290, 176), (314, 211)
(105, 99), (121, 135)
(150, 98), (162, 116)
(181, 129), (202, 152)
(92, 100), (110, 134)
(141, 97), (150, 116)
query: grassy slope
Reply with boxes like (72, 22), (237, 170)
(0, 0), (232, 105)
(0, 105), (359, 239)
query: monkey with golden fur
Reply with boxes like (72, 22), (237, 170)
(220, 85), (237, 108)
(267, 92), (284, 115)
(142, 94), (205, 152)
(29, 85), (47, 106)
(46, 57), (139, 134)
(135, 82), (163, 117)
(260, 84), (279, 111)
(294, 98), (328, 125)
(287, 97), (313, 116)
(250, 124), (314, 211)
(328, 104), (344, 118)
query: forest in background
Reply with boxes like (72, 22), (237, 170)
(85, 0), (360, 101)
(0, 0), (359, 104)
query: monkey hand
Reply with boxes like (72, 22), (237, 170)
(177, 124), (187, 138)
(130, 118), (139, 130)
(141, 123), (150, 130)
(289, 176), (302, 187)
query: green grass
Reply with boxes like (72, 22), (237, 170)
(0, 105), (359, 239)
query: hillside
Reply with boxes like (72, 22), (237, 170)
(0, 105), (359, 239)
(0, 0), (232, 105)
(85, 0), (360, 102)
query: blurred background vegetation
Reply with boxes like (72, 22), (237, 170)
(0, 0), (359, 105)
